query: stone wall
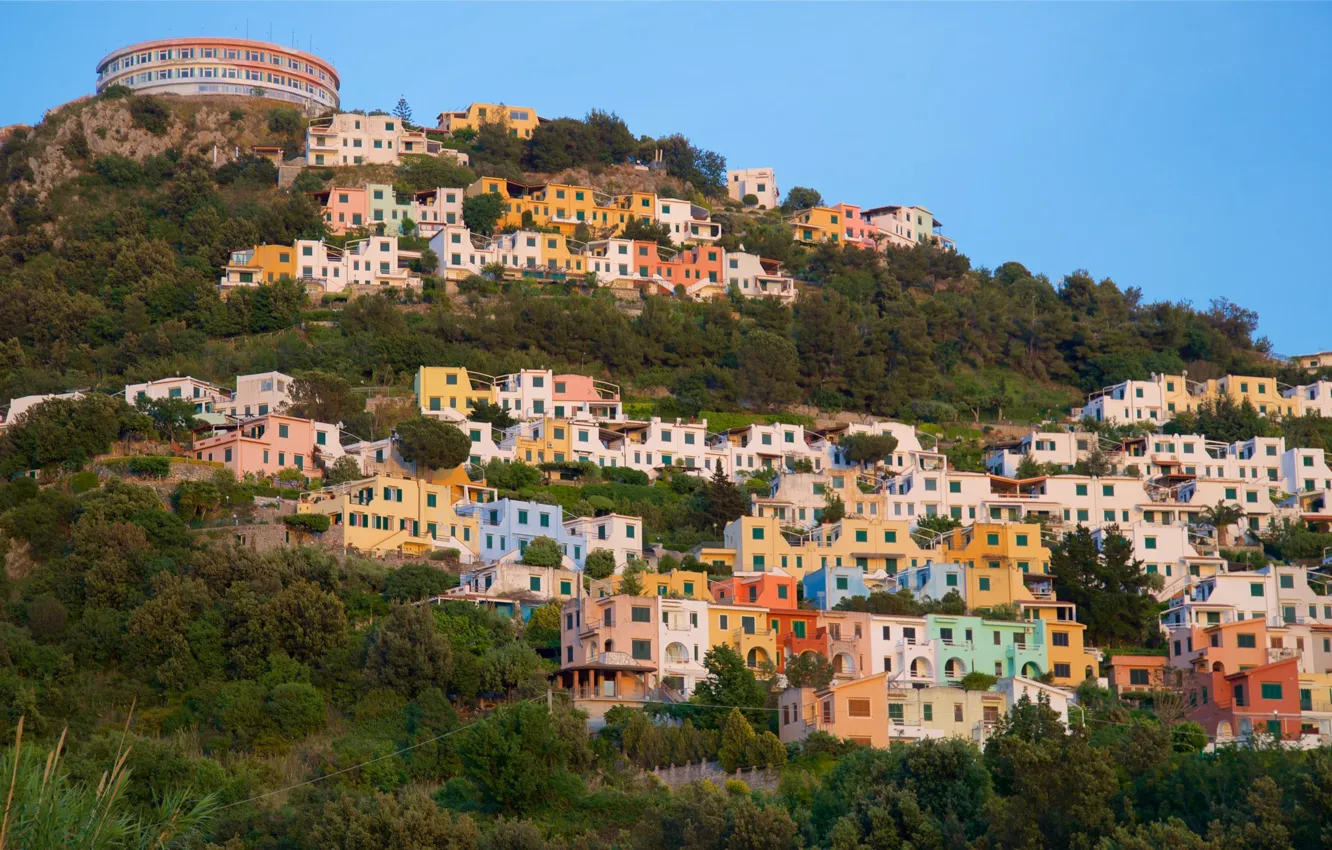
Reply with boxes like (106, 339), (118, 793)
(648, 762), (781, 792)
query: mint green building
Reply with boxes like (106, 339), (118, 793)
(367, 183), (413, 235)
(925, 614), (1047, 684)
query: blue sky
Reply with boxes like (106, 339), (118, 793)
(4, 3), (1329, 352)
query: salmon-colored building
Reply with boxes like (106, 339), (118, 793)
(1182, 657), (1302, 741)
(1169, 619), (1275, 675)
(1107, 654), (1169, 695)
(311, 187), (369, 235)
(557, 593), (662, 711)
(193, 413), (340, 478)
(712, 570), (817, 671)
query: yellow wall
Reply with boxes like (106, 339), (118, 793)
(447, 103), (541, 138)
(300, 472), (479, 555)
(416, 366), (497, 416)
(709, 604), (777, 667)
(511, 417), (576, 464)
(732, 515), (930, 578)
(789, 207), (842, 244)
(942, 522), (1051, 574)
(538, 233), (587, 273)
(1027, 606), (1093, 687)
(595, 570), (715, 602)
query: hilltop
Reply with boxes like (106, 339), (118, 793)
(0, 88), (1290, 432)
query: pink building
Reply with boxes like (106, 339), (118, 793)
(837, 204), (879, 251)
(311, 187), (368, 235)
(193, 413), (341, 478)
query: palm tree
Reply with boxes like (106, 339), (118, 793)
(1200, 501), (1246, 548)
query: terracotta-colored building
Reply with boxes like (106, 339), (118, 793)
(712, 570), (815, 671)
(1107, 654), (1169, 695)
(1182, 657), (1302, 741)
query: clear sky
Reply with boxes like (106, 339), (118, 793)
(4, 3), (1329, 352)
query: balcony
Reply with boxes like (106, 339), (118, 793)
(1268, 647), (1299, 663)
(578, 618), (605, 638)
(781, 630), (825, 658)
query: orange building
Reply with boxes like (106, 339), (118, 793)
(1182, 657), (1302, 741)
(712, 571), (816, 671)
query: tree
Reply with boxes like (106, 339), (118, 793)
(620, 216), (675, 248)
(1049, 525), (1163, 647)
(689, 645), (768, 730)
(523, 601), (562, 649)
(742, 193), (759, 207)
(738, 329), (800, 408)
(393, 96), (412, 124)
(394, 416), (470, 472)
(364, 604), (453, 697)
(135, 396), (199, 442)
(1200, 500), (1245, 547)
(287, 371), (365, 424)
(382, 562), (457, 602)
(839, 432), (900, 466)
(468, 399), (517, 431)
(718, 708), (757, 772)
(520, 535), (563, 568)
(463, 190), (505, 236)
(784, 651), (834, 689)
(821, 492), (846, 524)
(693, 465), (749, 536)
(583, 548), (616, 580)
(458, 701), (591, 811)
(781, 186), (823, 213)
(324, 454), (364, 485)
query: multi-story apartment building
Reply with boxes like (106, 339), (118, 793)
(1084, 373), (1301, 424)
(3, 391), (84, 427)
(305, 113), (468, 168)
(726, 168), (779, 209)
(557, 592), (662, 707)
(1290, 351), (1332, 373)
(984, 430), (1102, 477)
(411, 188), (464, 239)
(125, 376), (231, 415)
(437, 102), (541, 138)
(311, 186), (367, 235)
(1284, 380), (1332, 417)
(925, 614), (1048, 683)
(215, 371), (293, 419)
(298, 468), (493, 557)
(472, 498), (642, 568)
(192, 413), (341, 478)
(220, 235), (421, 292)
(656, 197), (721, 245)
(452, 561), (582, 604)
(789, 206), (843, 244)
(723, 515), (933, 579)
(777, 673), (1065, 747)
(414, 366), (622, 423)
(1182, 657), (1303, 741)
(95, 38), (339, 109)
(802, 565), (873, 610)
(836, 204), (879, 250)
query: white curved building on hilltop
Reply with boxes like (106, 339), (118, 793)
(95, 37), (339, 110)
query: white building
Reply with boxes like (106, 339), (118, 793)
(305, 112), (470, 169)
(125, 376), (231, 414)
(1081, 378), (1168, 425)
(412, 187), (465, 239)
(3, 391), (84, 425)
(727, 168), (779, 209)
(217, 371), (294, 419)
(658, 598), (711, 696)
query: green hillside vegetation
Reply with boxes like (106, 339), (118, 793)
(0, 89), (1293, 430)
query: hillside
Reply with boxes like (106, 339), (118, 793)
(0, 87), (1285, 430)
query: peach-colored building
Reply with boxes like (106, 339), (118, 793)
(837, 204), (879, 250)
(311, 187), (368, 235)
(1182, 657), (1303, 741)
(1169, 619), (1276, 676)
(193, 413), (341, 478)
(1106, 654), (1168, 695)
(556, 593), (664, 723)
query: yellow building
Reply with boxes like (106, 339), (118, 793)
(591, 570), (716, 602)
(297, 471), (492, 556)
(1160, 374), (1299, 418)
(939, 522), (1052, 576)
(724, 515), (932, 579)
(467, 178), (657, 239)
(509, 417), (575, 465)
(438, 102), (541, 138)
(710, 603), (778, 669)
(220, 244), (295, 286)
(414, 366), (498, 417)
(1025, 601), (1097, 687)
(788, 207), (842, 244)
(538, 232), (589, 275)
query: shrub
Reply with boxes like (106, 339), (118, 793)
(69, 471), (100, 494)
(94, 154), (142, 186)
(129, 97), (170, 135)
(960, 672), (998, 691)
(99, 84), (134, 100)
(229, 109), (245, 121)
(127, 456), (171, 479)
(283, 513), (330, 534)
(742, 193), (759, 206)
(383, 563), (457, 602)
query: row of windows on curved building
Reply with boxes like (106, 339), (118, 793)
(94, 37), (339, 109)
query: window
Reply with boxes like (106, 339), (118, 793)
(631, 607), (651, 623)
(845, 698), (872, 718)
(1129, 669), (1150, 686)
(529, 576), (541, 592)
(979, 577), (991, 591)
(1260, 683), (1283, 700)
(986, 533), (999, 546)
(631, 640), (652, 660)
(1052, 632), (1070, 647)
(887, 703), (904, 722)
(1250, 583), (1265, 597)
(945, 573), (958, 587)
(1016, 534), (1028, 546)
(1237, 633), (1257, 648)
(1280, 574), (1294, 589)
(835, 576), (849, 590)
(752, 526), (765, 540)
(923, 704), (933, 722)
(855, 529), (867, 543)
(884, 530), (897, 543)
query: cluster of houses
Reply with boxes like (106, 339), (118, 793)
(1081, 371), (1332, 423)
(219, 99), (956, 302)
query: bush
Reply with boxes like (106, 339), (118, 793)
(94, 154), (142, 186)
(283, 513), (331, 534)
(742, 193), (759, 206)
(960, 672), (998, 691)
(127, 456), (171, 479)
(229, 109), (245, 121)
(129, 97), (170, 135)
(69, 471), (100, 494)
(383, 563), (457, 602)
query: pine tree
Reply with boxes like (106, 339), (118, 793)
(718, 708), (756, 772)
(393, 96), (412, 124)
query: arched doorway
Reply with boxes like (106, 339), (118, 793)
(1212, 661), (1225, 673)
(1021, 662), (1041, 678)
(1084, 666), (1094, 682)
(665, 642), (689, 665)
(604, 639), (615, 653)
(833, 653), (855, 675)
(944, 658), (967, 680)
(910, 657), (933, 679)
(747, 647), (769, 668)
